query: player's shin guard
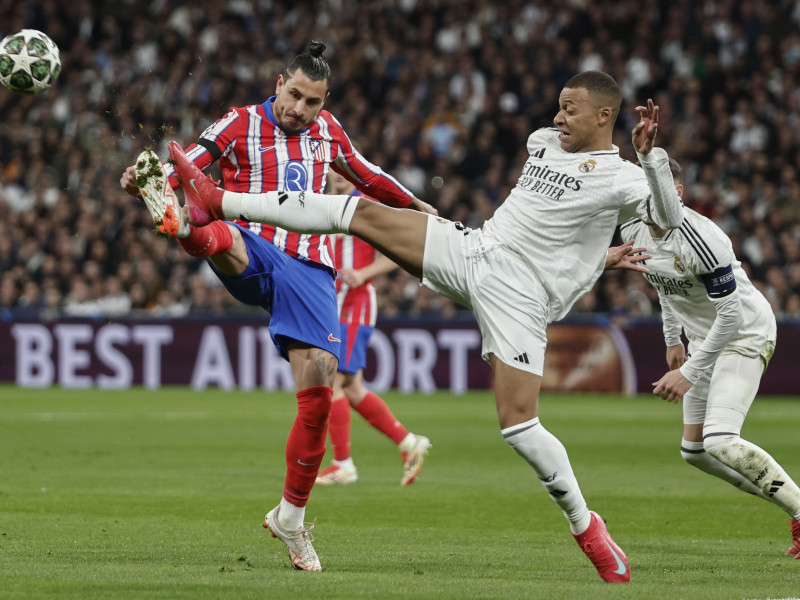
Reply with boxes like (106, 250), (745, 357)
(328, 396), (352, 461)
(283, 386), (333, 508)
(704, 433), (800, 519)
(354, 391), (409, 445)
(503, 417), (591, 533)
(221, 190), (358, 235)
(681, 438), (767, 498)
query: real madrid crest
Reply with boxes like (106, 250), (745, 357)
(578, 159), (596, 173)
(673, 255), (685, 274)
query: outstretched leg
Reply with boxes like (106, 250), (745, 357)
(168, 141), (429, 278)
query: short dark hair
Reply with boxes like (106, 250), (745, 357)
(564, 70), (622, 118)
(668, 158), (684, 185)
(285, 41), (332, 90)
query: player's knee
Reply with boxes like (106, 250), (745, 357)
(296, 387), (333, 427)
(681, 447), (704, 467)
(343, 388), (361, 405)
(300, 399), (331, 427)
(680, 438), (706, 466)
(703, 432), (739, 459)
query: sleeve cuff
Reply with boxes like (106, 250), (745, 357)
(636, 146), (668, 164)
(679, 363), (697, 385)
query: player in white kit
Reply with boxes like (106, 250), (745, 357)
(165, 71), (684, 582)
(620, 159), (800, 559)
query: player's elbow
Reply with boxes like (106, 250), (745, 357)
(717, 292), (744, 330)
(730, 300), (745, 330)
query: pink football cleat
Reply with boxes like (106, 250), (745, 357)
(785, 518), (800, 559)
(168, 140), (225, 226)
(573, 511), (630, 583)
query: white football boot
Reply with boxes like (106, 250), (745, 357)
(134, 149), (190, 238)
(263, 505), (322, 571)
(400, 434), (432, 485)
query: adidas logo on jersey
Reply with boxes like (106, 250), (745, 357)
(513, 352), (530, 365)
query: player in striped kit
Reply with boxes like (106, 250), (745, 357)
(122, 41), (435, 572)
(166, 70), (681, 582)
(620, 159), (800, 559)
(316, 169), (431, 487)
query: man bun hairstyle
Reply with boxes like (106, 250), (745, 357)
(564, 70), (622, 118)
(286, 40), (332, 90)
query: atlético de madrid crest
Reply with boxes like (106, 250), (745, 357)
(578, 159), (596, 172)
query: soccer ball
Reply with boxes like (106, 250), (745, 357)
(0, 29), (61, 95)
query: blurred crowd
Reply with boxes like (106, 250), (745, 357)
(2, 0), (800, 323)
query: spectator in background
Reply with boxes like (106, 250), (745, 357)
(1, 0), (800, 321)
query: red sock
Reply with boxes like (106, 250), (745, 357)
(283, 386), (332, 507)
(354, 391), (408, 445)
(177, 221), (233, 258)
(327, 397), (352, 461)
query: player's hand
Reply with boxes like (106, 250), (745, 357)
(605, 240), (651, 273)
(632, 98), (659, 155)
(339, 267), (366, 288)
(665, 344), (686, 370)
(410, 197), (438, 216)
(120, 165), (143, 199)
(652, 368), (691, 403)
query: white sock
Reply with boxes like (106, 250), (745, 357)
(502, 417), (591, 534)
(398, 432), (417, 453)
(221, 190), (358, 234)
(680, 438), (767, 499)
(333, 457), (355, 471)
(278, 497), (306, 531)
(705, 434), (800, 520)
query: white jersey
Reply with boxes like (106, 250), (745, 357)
(620, 208), (776, 376)
(482, 127), (681, 321)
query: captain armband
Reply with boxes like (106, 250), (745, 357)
(197, 138), (222, 161)
(700, 264), (737, 298)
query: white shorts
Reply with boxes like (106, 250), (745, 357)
(682, 350), (768, 435)
(421, 216), (549, 375)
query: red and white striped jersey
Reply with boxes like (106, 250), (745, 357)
(334, 192), (379, 327)
(165, 97), (415, 270)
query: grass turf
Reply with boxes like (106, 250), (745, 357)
(1, 385), (799, 599)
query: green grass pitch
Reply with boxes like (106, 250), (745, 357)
(1, 385), (799, 600)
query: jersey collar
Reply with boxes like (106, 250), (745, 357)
(588, 144), (620, 156)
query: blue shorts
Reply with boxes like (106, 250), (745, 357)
(210, 223), (341, 361)
(338, 321), (374, 374)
